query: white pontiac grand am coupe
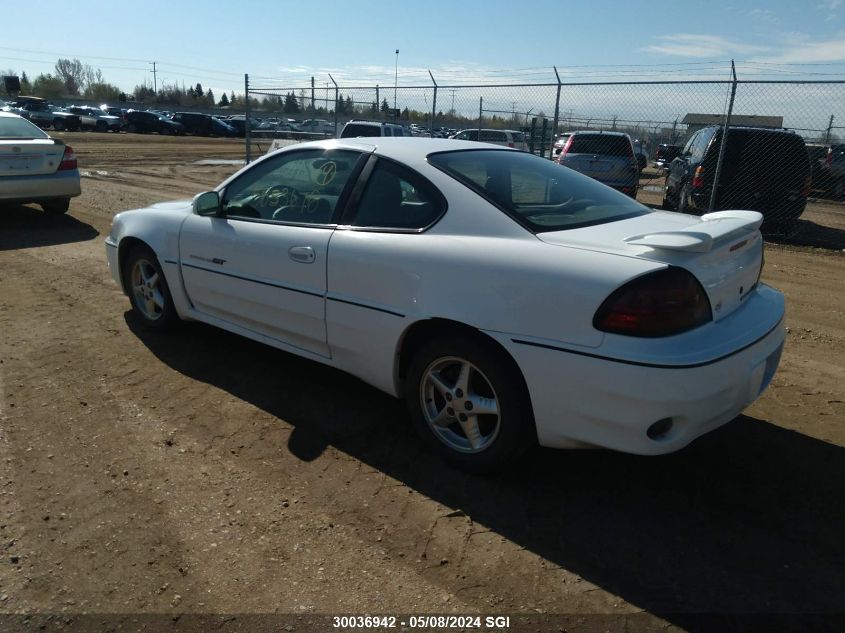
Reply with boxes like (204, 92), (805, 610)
(105, 138), (785, 472)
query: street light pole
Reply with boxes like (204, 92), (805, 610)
(394, 49), (399, 110)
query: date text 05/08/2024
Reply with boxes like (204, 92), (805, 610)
(332, 615), (511, 629)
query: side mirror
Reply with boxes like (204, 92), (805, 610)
(193, 191), (221, 216)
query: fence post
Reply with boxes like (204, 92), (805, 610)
(429, 70), (437, 138)
(478, 96), (483, 132)
(550, 66), (562, 160)
(824, 114), (835, 144)
(376, 85), (380, 119)
(329, 73), (338, 138)
(709, 60), (737, 212)
(244, 73), (251, 164)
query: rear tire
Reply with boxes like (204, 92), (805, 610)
(123, 245), (179, 330)
(404, 335), (536, 473)
(677, 183), (692, 214)
(127, 123), (137, 133)
(96, 120), (108, 132)
(53, 119), (66, 131)
(41, 199), (70, 214)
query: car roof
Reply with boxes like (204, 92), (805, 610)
(569, 130), (630, 137)
(272, 136), (515, 163)
(0, 111), (26, 119)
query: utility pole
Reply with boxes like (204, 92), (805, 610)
(450, 89), (456, 115)
(394, 49), (399, 110)
(825, 114), (835, 144)
(149, 61), (157, 94)
(311, 76), (315, 112)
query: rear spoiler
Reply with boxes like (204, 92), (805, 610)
(624, 210), (763, 253)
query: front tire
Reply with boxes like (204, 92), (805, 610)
(96, 120), (108, 132)
(53, 119), (66, 131)
(405, 335), (535, 473)
(123, 245), (179, 330)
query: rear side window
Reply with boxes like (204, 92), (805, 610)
(0, 115), (49, 138)
(430, 149), (649, 232)
(480, 131), (506, 142)
(351, 159), (445, 230)
(567, 134), (632, 157)
(342, 123), (381, 138)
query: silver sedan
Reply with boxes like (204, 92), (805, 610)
(0, 111), (81, 214)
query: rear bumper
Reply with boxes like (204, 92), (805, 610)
(0, 169), (81, 202)
(493, 284), (786, 454)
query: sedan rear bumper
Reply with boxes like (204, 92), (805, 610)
(0, 169), (81, 202)
(496, 284), (786, 454)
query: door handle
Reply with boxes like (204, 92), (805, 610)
(289, 246), (315, 264)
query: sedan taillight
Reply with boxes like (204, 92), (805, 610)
(691, 166), (705, 189)
(58, 145), (77, 171)
(594, 267), (712, 337)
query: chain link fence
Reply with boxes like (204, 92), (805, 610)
(246, 75), (845, 233)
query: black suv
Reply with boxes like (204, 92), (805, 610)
(171, 112), (236, 137)
(654, 144), (681, 170)
(125, 110), (183, 135)
(663, 126), (810, 233)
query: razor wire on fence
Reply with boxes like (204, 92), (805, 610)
(245, 71), (845, 232)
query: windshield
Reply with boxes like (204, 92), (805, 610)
(0, 115), (49, 138)
(428, 149), (649, 232)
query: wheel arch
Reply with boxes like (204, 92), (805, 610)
(395, 318), (532, 409)
(117, 236), (156, 295)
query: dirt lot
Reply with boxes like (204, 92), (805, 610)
(0, 132), (843, 632)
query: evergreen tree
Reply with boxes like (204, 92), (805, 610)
(219, 92), (230, 106)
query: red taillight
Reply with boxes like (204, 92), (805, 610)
(594, 267), (712, 337)
(561, 135), (574, 157)
(508, 142), (514, 148)
(826, 148), (833, 166)
(691, 166), (705, 189)
(58, 145), (77, 171)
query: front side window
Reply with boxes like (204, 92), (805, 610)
(430, 149), (649, 232)
(222, 149), (362, 224)
(350, 159), (445, 230)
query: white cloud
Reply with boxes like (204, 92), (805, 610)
(642, 34), (770, 58)
(752, 35), (845, 63)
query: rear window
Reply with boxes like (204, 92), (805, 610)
(567, 134), (632, 157)
(429, 149), (649, 232)
(342, 123), (381, 138)
(0, 115), (49, 138)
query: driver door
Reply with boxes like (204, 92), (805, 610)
(179, 148), (365, 358)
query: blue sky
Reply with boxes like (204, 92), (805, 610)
(2, 0), (845, 96)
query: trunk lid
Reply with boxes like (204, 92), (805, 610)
(0, 138), (65, 176)
(537, 210), (764, 322)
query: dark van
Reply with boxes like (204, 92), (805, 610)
(663, 126), (810, 234)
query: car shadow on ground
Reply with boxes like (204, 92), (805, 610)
(769, 218), (845, 251)
(126, 315), (844, 632)
(0, 204), (99, 251)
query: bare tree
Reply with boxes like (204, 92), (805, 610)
(54, 58), (84, 95)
